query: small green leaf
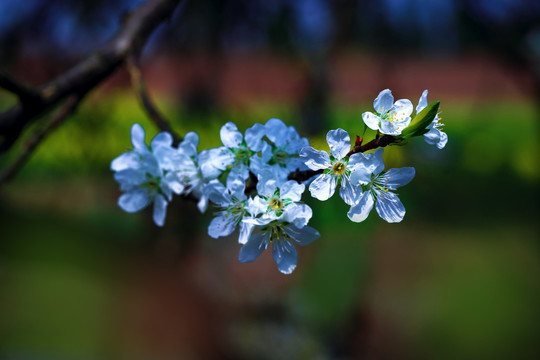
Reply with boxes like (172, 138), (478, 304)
(400, 101), (440, 140)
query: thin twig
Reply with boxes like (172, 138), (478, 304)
(0, 96), (80, 185)
(126, 53), (182, 144)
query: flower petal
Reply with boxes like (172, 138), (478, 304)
(264, 118), (289, 147)
(392, 99), (413, 118)
(347, 191), (374, 223)
(114, 169), (146, 187)
(362, 112), (381, 131)
(340, 179), (361, 206)
(152, 194), (168, 226)
(244, 123), (266, 151)
(374, 89), (394, 114)
(299, 146), (331, 170)
(272, 239), (297, 275)
(197, 194), (209, 213)
(199, 147), (234, 179)
(131, 123), (146, 151)
(220, 122), (243, 148)
(238, 222), (255, 245)
(281, 203), (313, 229)
(239, 232), (266, 263)
(178, 132), (199, 157)
(150, 132), (173, 150)
(118, 190), (150, 213)
(286, 225), (320, 246)
(375, 191), (405, 223)
(379, 119), (402, 136)
(111, 152), (139, 171)
(204, 179), (231, 206)
(416, 89), (428, 114)
(326, 128), (350, 160)
(208, 214), (237, 238)
(279, 180), (305, 202)
(436, 131), (448, 149)
(384, 167), (415, 190)
(309, 174), (336, 201)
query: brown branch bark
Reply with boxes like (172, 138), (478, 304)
(0, 0), (183, 152)
(0, 74), (41, 103)
(0, 96), (81, 184)
(126, 53), (182, 144)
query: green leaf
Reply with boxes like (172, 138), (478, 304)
(400, 101), (440, 140)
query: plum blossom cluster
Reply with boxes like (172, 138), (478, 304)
(111, 89), (446, 274)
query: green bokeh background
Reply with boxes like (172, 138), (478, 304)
(1, 89), (538, 359)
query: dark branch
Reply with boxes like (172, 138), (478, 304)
(0, 0), (183, 152)
(126, 53), (182, 144)
(0, 74), (41, 103)
(346, 134), (398, 157)
(0, 96), (81, 184)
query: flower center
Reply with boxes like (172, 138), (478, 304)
(332, 161), (347, 175)
(269, 197), (283, 212)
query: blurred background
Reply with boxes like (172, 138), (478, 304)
(1, 0), (539, 359)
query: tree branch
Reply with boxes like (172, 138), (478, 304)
(0, 0), (183, 152)
(0, 74), (41, 103)
(126, 53), (182, 144)
(0, 96), (81, 184)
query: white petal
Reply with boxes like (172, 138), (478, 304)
(326, 128), (350, 160)
(424, 127), (440, 145)
(244, 123), (266, 151)
(392, 99), (413, 118)
(279, 181), (305, 202)
(152, 194), (168, 226)
(384, 167), (415, 190)
(436, 132), (448, 149)
(226, 175), (246, 199)
(349, 149), (384, 185)
(197, 194), (209, 213)
(299, 146), (331, 170)
(362, 112), (381, 131)
(238, 222), (255, 245)
(374, 89), (394, 114)
(220, 122), (243, 148)
(272, 239), (297, 274)
(178, 132), (199, 157)
(111, 152), (139, 171)
(286, 225), (320, 246)
(264, 118), (289, 146)
(340, 180), (361, 206)
(114, 168), (146, 187)
(150, 132), (173, 150)
(118, 190), (150, 213)
(208, 215), (237, 238)
(199, 147), (234, 179)
(309, 174), (336, 201)
(282, 203), (313, 229)
(347, 191), (374, 223)
(204, 179), (231, 206)
(239, 232), (266, 263)
(379, 119), (401, 136)
(375, 191), (406, 223)
(131, 123), (146, 151)
(416, 89), (428, 114)
(273, 241), (298, 275)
